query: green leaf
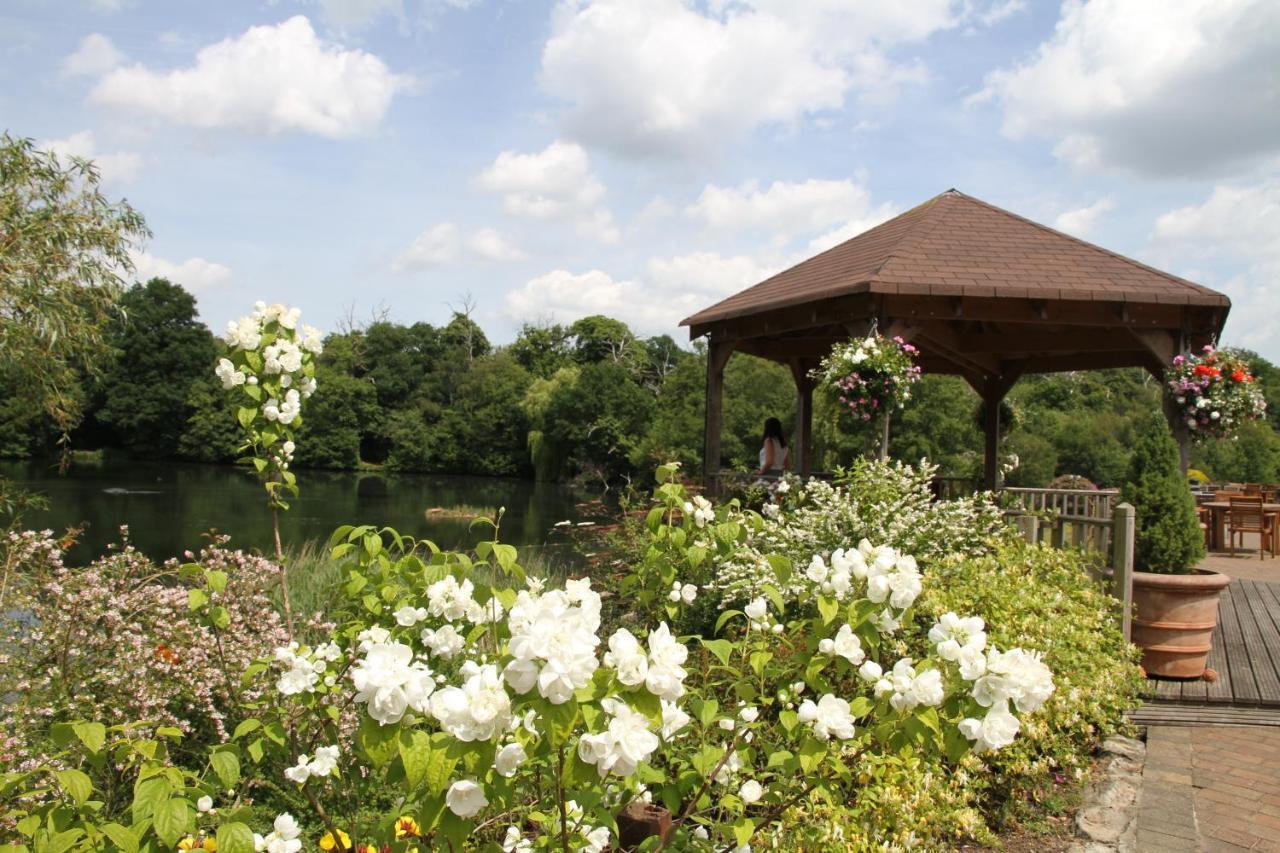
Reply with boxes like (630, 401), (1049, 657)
(779, 709), (798, 733)
(187, 588), (207, 611)
(204, 570), (228, 594)
(399, 730), (433, 790)
(539, 699), (580, 745)
(699, 638), (733, 667)
(848, 696), (874, 718)
(100, 823), (139, 853)
(72, 721), (106, 754)
(762, 584), (786, 618)
(208, 606), (230, 629)
(424, 734), (459, 795)
(54, 769), (92, 805)
(131, 776), (169, 824)
(715, 610), (743, 634)
(798, 736), (826, 774)
(152, 799), (189, 849)
(38, 828), (83, 853)
(357, 715), (399, 768)
(231, 719), (261, 741)
(215, 823), (255, 853)
(732, 817), (755, 848)
(767, 554), (792, 586)
(236, 407), (256, 430)
(492, 543), (518, 573)
(694, 698), (719, 728)
(817, 595), (838, 625)
(209, 749), (240, 788)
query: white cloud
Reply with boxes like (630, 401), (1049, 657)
(89, 16), (407, 138)
(506, 252), (777, 334)
(129, 251), (231, 291)
(1053, 197), (1114, 238)
(40, 130), (140, 186)
(688, 177), (897, 248)
(1151, 179), (1280, 356)
(540, 0), (965, 156)
(974, 0), (1280, 177)
(62, 33), (124, 76)
(391, 223), (459, 271)
(477, 140), (618, 243)
(467, 228), (526, 261)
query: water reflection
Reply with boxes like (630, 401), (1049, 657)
(1, 459), (591, 564)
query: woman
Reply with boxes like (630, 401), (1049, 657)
(756, 417), (790, 475)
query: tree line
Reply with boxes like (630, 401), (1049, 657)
(2, 277), (1277, 487)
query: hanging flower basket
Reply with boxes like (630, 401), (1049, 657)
(814, 333), (921, 423)
(1165, 346), (1267, 441)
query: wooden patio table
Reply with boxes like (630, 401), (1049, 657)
(1201, 501), (1280, 553)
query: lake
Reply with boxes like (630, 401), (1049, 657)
(0, 459), (595, 565)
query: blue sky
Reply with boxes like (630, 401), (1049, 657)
(3, 0), (1277, 359)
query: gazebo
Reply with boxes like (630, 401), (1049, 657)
(680, 189), (1231, 491)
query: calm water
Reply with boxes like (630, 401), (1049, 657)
(1, 459), (593, 564)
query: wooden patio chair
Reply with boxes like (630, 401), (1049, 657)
(1196, 506), (1211, 548)
(1228, 495), (1276, 559)
(1244, 483), (1263, 496)
(1215, 490), (1244, 502)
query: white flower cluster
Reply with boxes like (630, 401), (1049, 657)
(503, 578), (601, 704)
(922, 611), (1055, 752)
(221, 302), (321, 427)
(446, 778), (487, 818)
(682, 495), (715, 528)
(283, 745), (339, 784)
(817, 624), (865, 665)
(577, 697), (660, 778)
(274, 641), (340, 695)
(797, 694), (857, 741)
(502, 803), (608, 852)
(430, 661), (512, 741)
(420, 624), (466, 659)
(254, 814), (302, 853)
(870, 658), (944, 712)
(424, 576), (504, 625)
(215, 357), (246, 389)
(263, 389), (303, 426)
(351, 639), (435, 725)
(667, 581), (698, 604)
(603, 623), (689, 701)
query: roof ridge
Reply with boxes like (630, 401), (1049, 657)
(872, 190), (956, 277)
(946, 190), (1215, 296)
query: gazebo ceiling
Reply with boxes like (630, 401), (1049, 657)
(681, 189), (1230, 381)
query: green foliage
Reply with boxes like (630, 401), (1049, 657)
(0, 133), (149, 448)
(177, 376), (242, 463)
(1191, 419), (1280, 483)
(541, 360), (655, 485)
(96, 279), (217, 458)
(1120, 413), (1206, 573)
(294, 366), (379, 469)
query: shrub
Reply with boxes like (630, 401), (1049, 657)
(1119, 413), (1205, 572)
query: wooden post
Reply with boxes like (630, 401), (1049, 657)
(704, 339), (734, 495)
(1111, 502), (1135, 642)
(983, 392), (1001, 490)
(1016, 514), (1039, 544)
(789, 359), (814, 476)
(878, 412), (890, 462)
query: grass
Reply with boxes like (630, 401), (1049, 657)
(424, 504), (500, 520)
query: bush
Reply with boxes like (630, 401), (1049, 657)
(1120, 413), (1205, 573)
(919, 540), (1144, 827)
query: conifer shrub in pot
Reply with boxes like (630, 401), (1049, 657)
(1121, 413), (1225, 679)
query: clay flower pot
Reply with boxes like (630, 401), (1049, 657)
(616, 801), (672, 848)
(1131, 569), (1230, 678)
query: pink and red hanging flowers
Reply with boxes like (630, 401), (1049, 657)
(814, 333), (922, 422)
(1166, 346), (1266, 441)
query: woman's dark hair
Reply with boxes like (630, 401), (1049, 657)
(762, 417), (787, 447)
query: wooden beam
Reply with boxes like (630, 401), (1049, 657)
(969, 362), (1025, 490)
(955, 327), (1148, 354)
(688, 292), (875, 342)
(880, 294), (1196, 329)
(912, 321), (1001, 376)
(1021, 351), (1155, 374)
(789, 359), (816, 477)
(703, 339), (735, 494)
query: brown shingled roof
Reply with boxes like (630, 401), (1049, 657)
(681, 189), (1229, 329)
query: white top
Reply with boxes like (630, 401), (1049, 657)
(759, 437), (786, 472)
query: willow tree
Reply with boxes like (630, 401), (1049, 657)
(0, 133), (150, 457)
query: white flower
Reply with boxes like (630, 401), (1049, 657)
(215, 358), (246, 389)
(284, 755), (311, 784)
(929, 612), (987, 661)
(738, 779), (763, 804)
(761, 502), (779, 519)
(395, 605), (427, 627)
(351, 641), (435, 725)
(309, 745), (339, 777)
(421, 624), (466, 659)
(581, 826), (610, 853)
(644, 622), (688, 702)
(259, 813), (301, 853)
(504, 582), (601, 704)
(501, 826), (531, 852)
(302, 324), (324, 354)
(660, 700), (690, 740)
(797, 694), (857, 740)
(681, 583), (698, 604)
(718, 718), (735, 731)
(959, 703), (1021, 752)
(972, 648), (1055, 713)
(262, 398), (280, 422)
(430, 661), (512, 741)
(739, 706), (759, 723)
(690, 495), (715, 527)
(805, 555), (829, 584)
(494, 743), (527, 778)
(604, 628), (649, 686)
(577, 698), (660, 778)
(829, 624), (865, 665)
(196, 796), (214, 813)
(446, 779), (488, 818)
(225, 316), (262, 351)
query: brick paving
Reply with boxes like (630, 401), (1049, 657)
(1137, 725), (1280, 851)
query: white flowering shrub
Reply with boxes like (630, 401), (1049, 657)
(709, 458), (1003, 606)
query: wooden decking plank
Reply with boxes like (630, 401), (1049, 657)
(1129, 702), (1280, 727)
(1151, 676), (1182, 701)
(1219, 583), (1261, 704)
(1238, 581), (1280, 703)
(1202, 613), (1233, 703)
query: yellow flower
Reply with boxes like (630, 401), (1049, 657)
(202, 838), (218, 853)
(177, 837), (198, 852)
(394, 817), (421, 839)
(358, 846), (379, 853)
(319, 830), (352, 851)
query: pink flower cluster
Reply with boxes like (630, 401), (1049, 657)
(0, 531), (292, 770)
(816, 335), (922, 423)
(1165, 345), (1266, 441)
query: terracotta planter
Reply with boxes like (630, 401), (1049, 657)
(1131, 569), (1230, 678)
(616, 801), (672, 848)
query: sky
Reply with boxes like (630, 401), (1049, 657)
(2, 0), (1277, 359)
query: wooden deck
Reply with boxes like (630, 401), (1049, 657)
(1136, 577), (1280, 725)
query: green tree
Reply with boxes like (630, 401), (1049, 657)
(509, 322), (572, 379)
(176, 375), (241, 463)
(294, 366), (380, 469)
(95, 279), (216, 457)
(568, 315), (637, 365)
(543, 361), (654, 485)
(0, 133), (149, 449)
(1120, 413), (1205, 573)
